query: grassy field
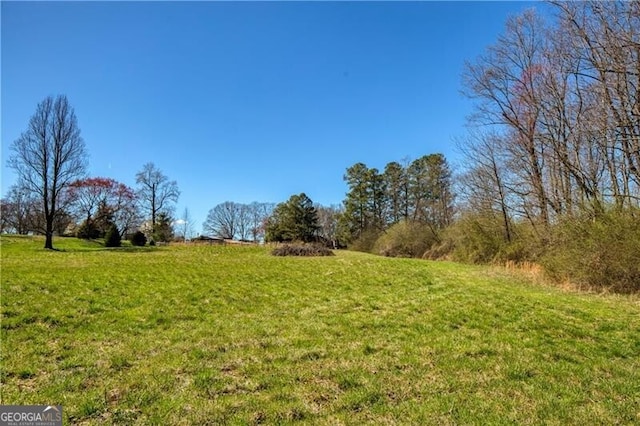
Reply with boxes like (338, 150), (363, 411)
(1, 235), (639, 425)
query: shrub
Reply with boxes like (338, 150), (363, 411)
(437, 213), (504, 263)
(348, 228), (382, 253)
(373, 221), (439, 258)
(271, 243), (335, 257)
(423, 238), (455, 260)
(129, 231), (147, 247)
(542, 209), (640, 293)
(440, 212), (544, 264)
(104, 223), (121, 247)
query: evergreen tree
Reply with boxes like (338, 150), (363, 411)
(383, 161), (409, 225)
(425, 153), (454, 228)
(153, 212), (174, 242)
(77, 219), (100, 239)
(367, 167), (386, 231)
(341, 154), (455, 246)
(94, 200), (116, 237)
(406, 154), (454, 228)
(342, 163), (372, 240)
(104, 223), (121, 247)
(265, 193), (319, 243)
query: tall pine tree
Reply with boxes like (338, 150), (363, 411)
(265, 193), (319, 243)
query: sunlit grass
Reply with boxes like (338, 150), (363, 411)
(1, 235), (639, 424)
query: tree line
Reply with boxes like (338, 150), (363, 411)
(455, 1), (640, 291)
(339, 154), (454, 251)
(4, 1), (638, 291)
(202, 153), (457, 251)
(461, 1), (639, 227)
(261, 1), (640, 291)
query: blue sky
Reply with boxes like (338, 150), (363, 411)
(1, 1), (547, 233)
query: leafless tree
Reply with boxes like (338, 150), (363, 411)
(235, 203), (253, 241)
(316, 204), (343, 248)
(248, 202), (274, 243)
(135, 162), (180, 230)
(460, 0), (640, 243)
(8, 95), (87, 249)
(175, 207), (196, 241)
(458, 131), (514, 242)
(0, 184), (40, 234)
(203, 201), (274, 241)
(463, 9), (552, 226)
(203, 201), (239, 239)
(553, 1), (640, 207)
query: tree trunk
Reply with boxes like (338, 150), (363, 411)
(44, 228), (54, 250)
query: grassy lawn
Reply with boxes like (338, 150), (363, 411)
(1, 235), (639, 424)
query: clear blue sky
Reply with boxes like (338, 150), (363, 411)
(1, 1), (547, 233)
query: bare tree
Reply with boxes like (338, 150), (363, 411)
(248, 202), (274, 243)
(553, 1), (640, 207)
(235, 203), (253, 241)
(202, 201), (273, 241)
(8, 95), (87, 249)
(463, 9), (551, 226)
(135, 162), (180, 231)
(316, 204), (343, 248)
(0, 184), (40, 235)
(458, 131), (514, 242)
(175, 207), (195, 241)
(203, 201), (239, 239)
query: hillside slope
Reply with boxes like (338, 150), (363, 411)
(1, 236), (639, 424)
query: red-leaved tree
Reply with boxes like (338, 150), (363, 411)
(66, 177), (139, 237)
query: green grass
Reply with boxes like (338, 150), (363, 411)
(1, 235), (639, 424)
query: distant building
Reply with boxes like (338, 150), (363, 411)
(192, 235), (225, 245)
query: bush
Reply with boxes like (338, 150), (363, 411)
(77, 220), (100, 239)
(271, 243), (334, 257)
(440, 212), (544, 264)
(422, 238), (455, 260)
(373, 221), (440, 258)
(435, 213), (503, 263)
(104, 223), (121, 247)
(542, 209), (640, 293)
(129, 231), (147, 247)
(348, 228), (382, 253)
